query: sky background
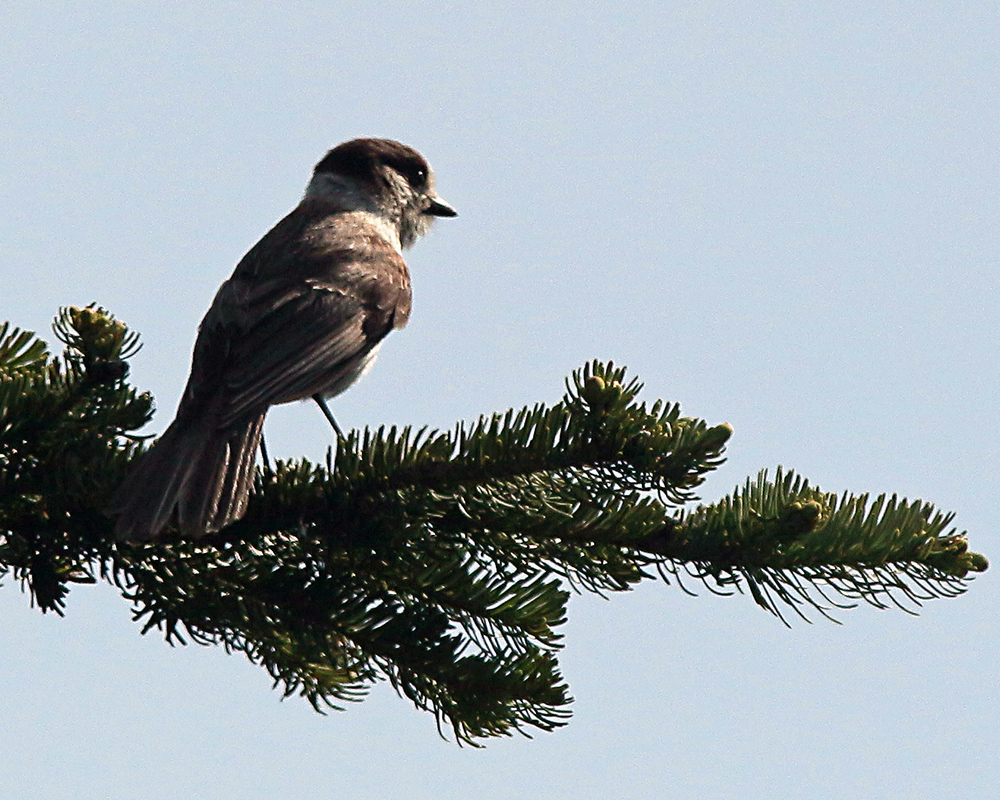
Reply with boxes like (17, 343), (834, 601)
(2, 2), (997, 798)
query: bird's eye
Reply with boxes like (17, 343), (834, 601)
(386, 154), (429, 188)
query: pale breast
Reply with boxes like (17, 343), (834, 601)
(314, 341), (383, 401)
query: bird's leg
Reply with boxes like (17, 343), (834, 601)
(312, 394), (345, 440)
(259, 432), (271, 473)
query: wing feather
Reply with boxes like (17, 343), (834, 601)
(175, 204), (411, 430)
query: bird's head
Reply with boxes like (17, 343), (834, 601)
(306, 138), (456, 249)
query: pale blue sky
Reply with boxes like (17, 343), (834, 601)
(2, 3), (997, 798)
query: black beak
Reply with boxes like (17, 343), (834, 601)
(424, 196), (457, 217)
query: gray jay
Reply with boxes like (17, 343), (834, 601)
(112, 138), (456, 541)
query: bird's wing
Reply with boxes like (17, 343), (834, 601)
(220, 281), (375, 422)
(177, 233), (409, 428)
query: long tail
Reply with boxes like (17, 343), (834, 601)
(111, 411), (265, 542)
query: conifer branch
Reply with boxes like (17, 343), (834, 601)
(0, 308), (988, 743)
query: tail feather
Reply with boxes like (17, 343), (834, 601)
(176, 414), (264, 535)
(112, 412), (265, 541)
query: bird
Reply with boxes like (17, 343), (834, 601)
(111, 138), (456, 541)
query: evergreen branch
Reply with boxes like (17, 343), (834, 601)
(0, 309), (989, 743)
(0, 322), (49, 372)
(0, 307), (153, 612)
(644, 467), (983, 624)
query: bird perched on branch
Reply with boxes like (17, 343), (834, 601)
(112, 138), (456, 541)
